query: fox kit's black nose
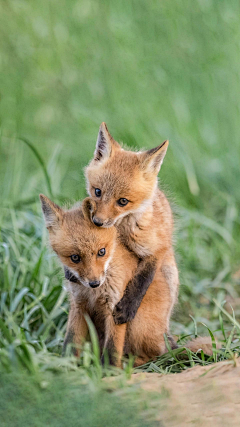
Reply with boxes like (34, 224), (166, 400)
(89, 280), (100, 288)
(93, 217), (103, 227)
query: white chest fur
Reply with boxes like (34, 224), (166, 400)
(67, 273), (122, 313)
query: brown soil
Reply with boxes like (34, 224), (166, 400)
(130, 358), (240, 426)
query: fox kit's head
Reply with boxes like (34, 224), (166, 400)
(85, 122), (169, 228)
(40, 195), (116, 289)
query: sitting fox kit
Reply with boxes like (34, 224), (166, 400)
(40, 195), (176, 366)
(41, 124), (216, 365)
(84, 123), (179, 324)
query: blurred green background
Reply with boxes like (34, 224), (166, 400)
(0, 0), (240, 373)
(1, 0), (240, 205)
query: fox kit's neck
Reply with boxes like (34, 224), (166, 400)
(134, 181), (158, 220)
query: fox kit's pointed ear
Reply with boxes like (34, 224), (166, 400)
(140, 140), (169, 174)
(82, 197), (96, 222)
(94, 122), (120, 162)
(40, 194), (63, 230)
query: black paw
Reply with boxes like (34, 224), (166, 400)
(113, 299), (137, 325)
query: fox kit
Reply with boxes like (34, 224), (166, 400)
(40, 195), (177, 366)
(83, 123), (179, 325)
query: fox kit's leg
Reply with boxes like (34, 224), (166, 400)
(125, 270), (177, 366)
(113, 255), (157, 324)
(161, 249), (179, 330)
(113, 247), (179, 326)
(63, 301), (88, 357)
(103, 315), (127, 367)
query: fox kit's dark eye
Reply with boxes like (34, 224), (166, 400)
(95, 188), (101, 197)
(70, 254), (81, 263)
(117, 198), (129, 207)
(98, 248), (106, 257)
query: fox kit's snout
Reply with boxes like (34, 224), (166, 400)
(92, 217), (103, 227)
(40, 195), (116, 289)
(92, 203), (116, 228)
(85, 198), (108, 228)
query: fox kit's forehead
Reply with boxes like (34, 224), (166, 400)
(58, 210), (115, 252)
(62, 215), (97, 247)
(86, 123), (168, 198)
(88, 149), (141, 178)
(86, 150), (144, 198)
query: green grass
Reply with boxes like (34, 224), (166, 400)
(0, 0), (240, 423)
(0, 370), (160, 427)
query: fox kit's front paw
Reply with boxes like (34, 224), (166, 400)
(113, 298), (137, 324)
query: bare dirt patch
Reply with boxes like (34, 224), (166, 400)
(130, 358), (240, 426)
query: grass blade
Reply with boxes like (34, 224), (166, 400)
(18, 137), (53, 199)
(10, 288), (29, 313)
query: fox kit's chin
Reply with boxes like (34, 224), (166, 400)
(99, 206), (149, 229)
(101, 220), (115, 228)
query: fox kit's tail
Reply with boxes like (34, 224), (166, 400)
(185, 336), (220, 356)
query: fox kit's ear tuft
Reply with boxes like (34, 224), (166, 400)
(140, 140), (169, 175)
(94, 122), (120, 162)
(39, 194), (63, 230)
(82, 197), (96, 222)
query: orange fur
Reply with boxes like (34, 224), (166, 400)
(185, 337), (220, 356)
(85, 123), (179, 324)
(40, 195), (175, 366)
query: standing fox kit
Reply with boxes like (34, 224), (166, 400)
(84, 123), (179, 324)
(40, 195), (176, 366)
